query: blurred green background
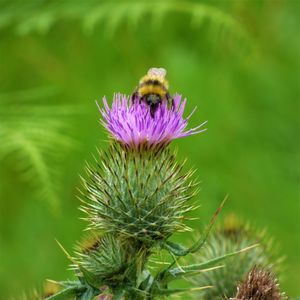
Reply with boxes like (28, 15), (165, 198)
(0, 0), (299, 298)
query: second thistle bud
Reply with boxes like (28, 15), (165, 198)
(74, 234), (128, 287)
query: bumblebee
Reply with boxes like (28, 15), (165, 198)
(132, 67), (173, 117)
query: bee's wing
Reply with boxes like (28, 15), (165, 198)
(147, 67), (167, 78)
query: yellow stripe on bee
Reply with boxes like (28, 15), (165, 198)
(138, 85), (166, 97)
(139, 75), (169, 90)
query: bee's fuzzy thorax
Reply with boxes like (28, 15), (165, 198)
(138, 75), (169, 98)
(138, 85), (166, 97)
(139, 74), (169, 88)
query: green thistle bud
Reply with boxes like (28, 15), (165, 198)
(74, 234), (129, 287)
(81, 143), (196, 245)
(191, 215), (281, 299)
(233, 266), (286, 300)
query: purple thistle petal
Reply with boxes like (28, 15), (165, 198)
(98, 93), (206, 148)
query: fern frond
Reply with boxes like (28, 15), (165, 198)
(0, 87), (80, 210)
(0, 0), (251, 45)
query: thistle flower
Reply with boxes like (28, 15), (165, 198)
(98, 93), (206, 148)
(233, 266), (286, 300)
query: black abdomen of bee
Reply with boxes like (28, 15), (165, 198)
(143, 94), (162, 117)
(132, 89), (174, 117)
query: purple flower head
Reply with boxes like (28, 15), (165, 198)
(98, 93), (206, 148)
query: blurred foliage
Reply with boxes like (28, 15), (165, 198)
(0, 0), (299, 299)
(0, 87), (79, 210)
(0, 0), (248, 41)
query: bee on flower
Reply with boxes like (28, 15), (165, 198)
(98, 67), (207, 148)
(132, 67), (173, 117)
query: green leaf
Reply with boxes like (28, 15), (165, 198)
(161, 197), (227, 259)
(162, 240), (189, 256)
(155, 285), (212, 296)
(188, 197), (227, 254)
(162, 244), (258, 283)
(137, 270), (154, 293)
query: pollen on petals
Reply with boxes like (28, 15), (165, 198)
(97, 93), (206, 148)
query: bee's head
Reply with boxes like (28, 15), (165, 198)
(145, 94), (161, 105)
(147, 67), (167, 78)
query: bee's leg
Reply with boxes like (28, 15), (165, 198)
(166, 92), (174, 110)
(131, 90), (139, 103)
(150, 103), (159, 117)
(140, 95), (146, 105)
(150, 107), (155, 118)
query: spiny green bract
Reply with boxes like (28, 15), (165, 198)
(73, 234), (128, 287)
(190, 216), (280, 300)
(81, 143), (197, 244)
